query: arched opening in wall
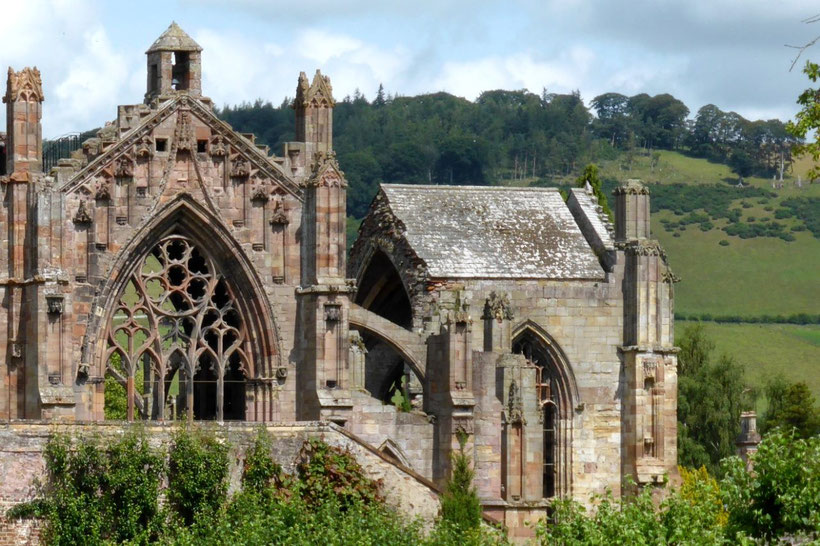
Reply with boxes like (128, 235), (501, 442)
(103, 233), (252, 421)
(355, 250), (412, 328)
(512, 327), (575, 498)
(354, 249), (423, 409)
(362, 341), (423, 409)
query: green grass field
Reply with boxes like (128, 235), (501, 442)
(653, 213), (820, 316)
(678, 320), (820, 409)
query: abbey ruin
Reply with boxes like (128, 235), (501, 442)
(0, 23), (679, 537)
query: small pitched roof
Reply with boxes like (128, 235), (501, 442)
(380, 184), (604, 279)
(146, 22), (202, 53)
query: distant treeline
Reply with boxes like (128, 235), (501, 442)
(676, 313), (820, 325)
(217, 88), (798, 218)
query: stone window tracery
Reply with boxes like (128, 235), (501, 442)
(105, 234), (249, 421)
(513, 330), (573, 499)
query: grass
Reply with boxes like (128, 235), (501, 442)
(678, 320), (820, 410)
(653, 212), (820, 316)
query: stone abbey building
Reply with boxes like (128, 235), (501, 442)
(0, 23), (678, 532)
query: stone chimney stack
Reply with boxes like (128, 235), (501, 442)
(4, 66), (44, 175)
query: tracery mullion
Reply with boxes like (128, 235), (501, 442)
(187, 272), (219, 420)
(135, 275), (166, 420)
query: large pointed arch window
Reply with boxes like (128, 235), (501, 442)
(512, 328), (574, 498)
(105, 234), (250, 421)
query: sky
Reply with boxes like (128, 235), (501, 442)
(0, 0), (816, 138)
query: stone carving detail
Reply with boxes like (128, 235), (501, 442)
(250, 185), (269, 202)
(613, 180), (650, 195)
(306, 152), (346, 188)
(642, 360), (657, 381)
(294, 70), (335, 108)
(482, 291), (514, 321)
(46, 294), (64, 315)
(73, 200), (93, 225)
(452, 416), (474, 436)
(174, 111), (195, 152)
(4, 67), (44, 103)
(94, 178), (112, 201)
(269, 197), (288, 225)
(209, 134), (227, 157)
(114, 154), (135, 177)
(661, 269), (681, 284)
(231, 156), (250, 178)
(324, 304), (342, 322)
(135, 136), (153, 159)
(506, 380), (525, 425)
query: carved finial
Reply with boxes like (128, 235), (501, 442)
(294, 69), (335, 108)
(4, 66), (44, 104)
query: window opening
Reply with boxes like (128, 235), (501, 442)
(197, 139), (207, 153)
(155, 138), (167, 152)
(513, 332), (563, 498)
(104, 234), (249, 421)
(171, 51), (190, 91)
(150, 64), (159, 93)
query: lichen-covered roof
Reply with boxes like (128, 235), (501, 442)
(146, 22), (202, 53)
(381, 184), (604, 279)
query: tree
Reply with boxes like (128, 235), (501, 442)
(676, 324), (747, 475)
(787, 60), (820, 181)
(762, 377), (820, 438)
(575, 163), (612, 220)
(439, 435), (482, 530)
(728, 149), (754, 185)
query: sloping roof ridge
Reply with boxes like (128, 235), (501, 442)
(382, 183), (560, 192)
(186, 99), (301, 198)
(59, 99), (177, 193)
(60, 97), (302, 200)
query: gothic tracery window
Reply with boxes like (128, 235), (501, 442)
(105, 234), (249, 421)
(513, 330), (571, 499)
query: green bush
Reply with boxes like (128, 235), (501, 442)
(718, 239), (729, 246)
(536, 431), (820, 544)
(167, 427), (230, 525)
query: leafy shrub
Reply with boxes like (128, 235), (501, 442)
(242, 428), (285, 493)
(721, 430), (820, 540)
(719, 239), (729, 246)
(167, 426), (230, 525)
(536, 431), (820, 544)
(296, 438), (382, 508)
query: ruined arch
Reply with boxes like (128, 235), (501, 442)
(90, 196), (280, 421)
(352, 248), (423, 405)
(511, 320), (578, 498)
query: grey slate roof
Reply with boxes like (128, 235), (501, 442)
(381, 184), (604, 279)
(147, 22), (203, 53)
